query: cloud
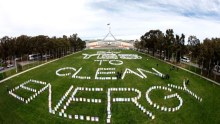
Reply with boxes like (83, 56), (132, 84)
(0, 0), (220, 41)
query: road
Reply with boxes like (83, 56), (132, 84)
(180, 61), (200, 68)
(0, 61), (36, 73)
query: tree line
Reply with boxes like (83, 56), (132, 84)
(0, 34), (86, 63)
(134, 29), (220, 74)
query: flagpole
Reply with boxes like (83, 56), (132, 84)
(103, 23), (116, 41)
(108, 23), (111, 32)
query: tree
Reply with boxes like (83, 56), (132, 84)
(0, 33), (84, 65)
(164, 29), (175, 60)
(140, 35), (148, 52)
(69, 34), (85, 52)
(197, 38), (220, 76)
(0, 36), (15, 62)
(188, 35), (200, 59)
(69, 34), (78, 52)
(15, 35), (30, 58)
(134, 39), (141, 50)
(155, 31), (164, 59)
(175, 34), (186, 62)
(139, 30), (164, 56)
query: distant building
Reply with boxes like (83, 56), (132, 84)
(86, 26), (134, 49)
(86, 39), (134, 49)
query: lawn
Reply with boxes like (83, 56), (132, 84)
(0, 49), (220, 124)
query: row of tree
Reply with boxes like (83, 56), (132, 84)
(197, 38), (220, 74)
(134, 29), (186, 62)
(0, 34), (86, 63)
(134, 29), (220, 74)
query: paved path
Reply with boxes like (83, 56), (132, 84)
(0, 51), (81, 84)
(138, 51), (220, 86)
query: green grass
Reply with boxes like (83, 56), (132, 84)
(0, 49), (220, 124)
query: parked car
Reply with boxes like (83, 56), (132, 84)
(180, 57), (190, 62)
(0, 66), (4, 71)
(7, 64), (14, 68)
(42, 54), (51, 59)
(29, 54), (41, 60)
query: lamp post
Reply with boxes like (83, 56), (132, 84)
(208, 59), (211, 76)
(15, 58), (18, 73)
(201, 57), (204, 75)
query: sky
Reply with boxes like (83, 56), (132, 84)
(0, 0), (220, 41)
